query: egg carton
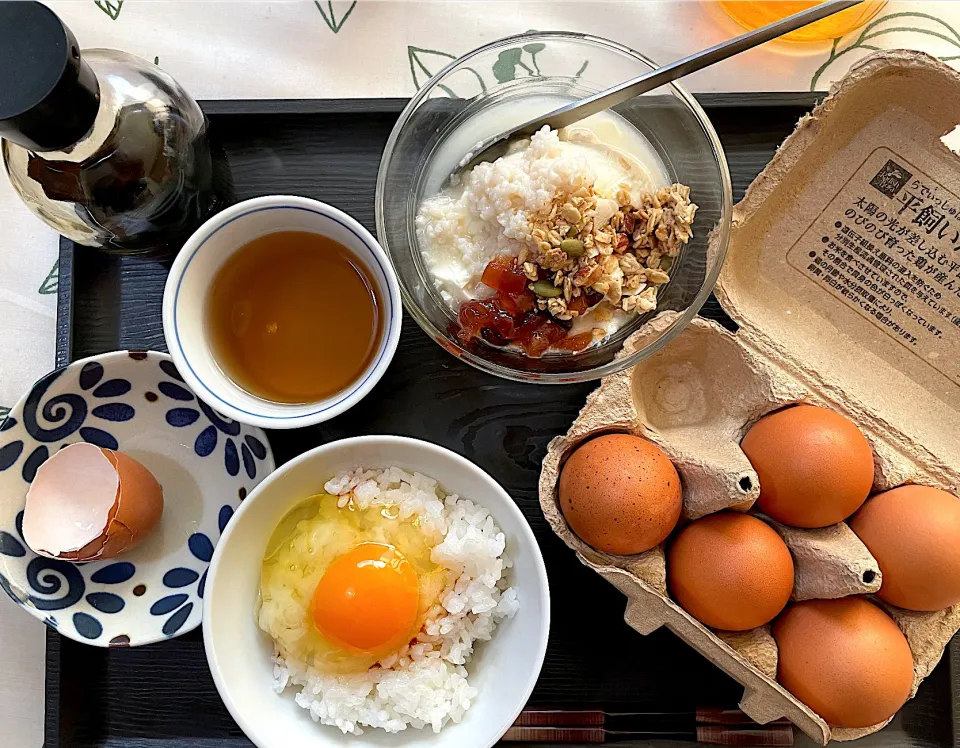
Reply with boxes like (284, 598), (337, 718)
(539, 51), (960, 745)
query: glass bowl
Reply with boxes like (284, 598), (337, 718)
(376, 32), (731, 383)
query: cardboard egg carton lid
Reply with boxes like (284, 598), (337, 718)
(716, 49), (960, 484)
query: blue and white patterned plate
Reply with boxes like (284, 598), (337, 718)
(0, 351), (274, 647)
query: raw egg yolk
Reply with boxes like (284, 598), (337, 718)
(311, 542), (419, 653)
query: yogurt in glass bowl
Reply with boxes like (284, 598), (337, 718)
(376, 32), (732, 383)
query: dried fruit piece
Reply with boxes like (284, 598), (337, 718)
(552, 331), (595, 352)
(515, 314), (567, 357)
(480, 255), (528, 294)
(568, 291), (602, 316)
(455, 178), (697, 355)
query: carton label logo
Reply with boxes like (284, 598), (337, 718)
(869, 159), (913, 199)
(786, 147), (960, 392)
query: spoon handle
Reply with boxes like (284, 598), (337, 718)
(525, 0), (862, 132)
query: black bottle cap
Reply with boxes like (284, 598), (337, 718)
(0, 1), (100, 152)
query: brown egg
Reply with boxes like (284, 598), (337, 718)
(774, 597), (914, 728)
(741, 405), (874, 528)
(667, 512), (793, 631)
(850, 485), (960, 611)
(22, 442), (164, 561)
(558, 434), (681, 555)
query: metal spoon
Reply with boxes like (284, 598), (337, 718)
(455, 0), (862, 175)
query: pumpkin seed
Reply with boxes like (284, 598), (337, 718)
(531, 280), (563, 298)
(560, 203), (581, 224)
(560, 238), (585, 257)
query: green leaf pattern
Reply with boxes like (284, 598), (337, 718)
(407, 40), (587, 98)
(492, 48), (533, 83)
(407, 47), (488, 99)
(94, 0), (124, 21)
(38, 261), (58, 296)
(811, 11), (960, 90)
(315, 1), (357, 34)
(408, 47), (458, 95)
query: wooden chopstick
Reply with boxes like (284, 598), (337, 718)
(512, 707), (791, 727)
(503, 707), (794, 745)
(502, 725), (794, 745)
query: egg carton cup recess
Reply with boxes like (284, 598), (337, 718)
(539, 50), (960, 745)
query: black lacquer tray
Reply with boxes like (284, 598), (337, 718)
(46, 97), (959, 748)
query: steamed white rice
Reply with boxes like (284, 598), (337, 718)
(266, 466), (519, 735)
(415, 127), (594, 305)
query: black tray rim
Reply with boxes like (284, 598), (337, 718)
(194, 92), (826, 118)
(52, 91), (960, 748)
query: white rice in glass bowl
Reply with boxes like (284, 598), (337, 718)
(414, 122), (672, 341)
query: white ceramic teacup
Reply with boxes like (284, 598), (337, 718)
(162, 195), (402, 429)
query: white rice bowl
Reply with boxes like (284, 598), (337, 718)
(203, 435), (549, 748)
(262, 467), (520, 736)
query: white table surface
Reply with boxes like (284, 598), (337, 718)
(4, 2), (960, 745)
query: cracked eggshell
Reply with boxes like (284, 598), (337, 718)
(22, 442), (163, 562)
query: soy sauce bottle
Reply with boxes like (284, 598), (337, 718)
(0, 2), (224, 255)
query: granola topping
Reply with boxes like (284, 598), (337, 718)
(524, 182), (696, 319)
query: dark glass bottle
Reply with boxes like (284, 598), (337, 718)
(0, 2), (222, 255)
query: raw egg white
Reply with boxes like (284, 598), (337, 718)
(258, 493), (446, 674)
